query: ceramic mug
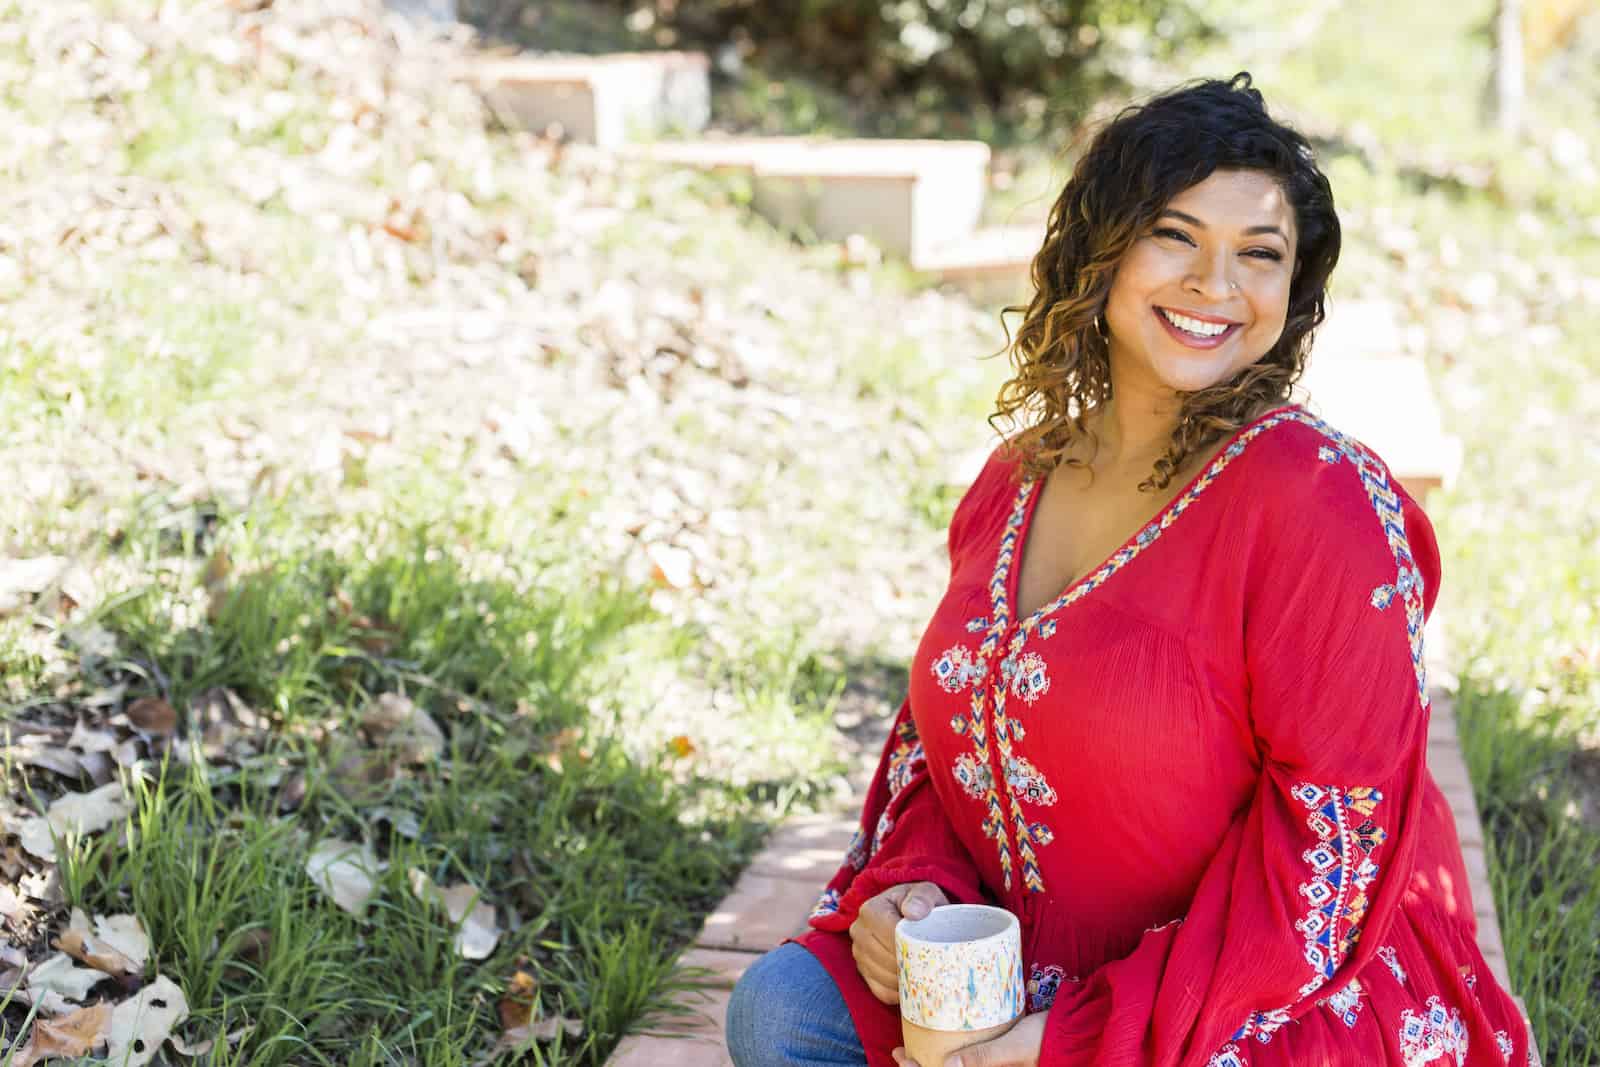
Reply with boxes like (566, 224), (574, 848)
(895, 904), (1024, 1067)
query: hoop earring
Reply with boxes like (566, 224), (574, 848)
(1094, 312), (1109, 343)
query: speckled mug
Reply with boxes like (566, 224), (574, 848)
(895, 904), (1024, 1067)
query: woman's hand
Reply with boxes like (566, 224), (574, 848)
(891, 1010), (1047, 1067)
(848, 881), (950, 1004)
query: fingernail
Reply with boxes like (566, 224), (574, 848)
(905, 901), (929, 919)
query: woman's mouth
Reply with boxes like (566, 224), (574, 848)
(1154, 307), (1242, 349)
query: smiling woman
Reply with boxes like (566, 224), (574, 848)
(726, 73), (1533, 1067)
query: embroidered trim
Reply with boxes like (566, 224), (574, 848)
(1004, 755), (1058, 805)
(1233, 783), (1387, 1044)
(952, 753), (993, 798)
(1292, 783), (1386, 993)
(870, 812), (895, 858)
(1495, 1030), (1514, 1063)
(1399, 996), (1468, 1066)
(1206, 1044), (1250, 1067)
(809, 888), (841, 920)
(1378, 944), (1408, 985)
(1004, 650), (1051, 704)
(1302, 419), (1430, 711)
(1025, 963), (1076, 1013)
(932, 644), (987, 693)
(845, 827), (868, 871)
(1232, 1006), (1292, 1045)
(886, 717), (925, 799)
(1317, 977), (1366, 1028)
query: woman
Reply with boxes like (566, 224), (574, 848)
(726, 73), (1530, 1067)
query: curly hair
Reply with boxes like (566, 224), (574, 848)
(989, 72), (1341, 491)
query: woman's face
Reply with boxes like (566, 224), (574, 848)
(1102, 168), (1299, 401)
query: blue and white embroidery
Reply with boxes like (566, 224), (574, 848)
(1378, 945), (1407, 984)
(1292, 783), (1386, 996)
(1319, 977), (1365, 1028)
(845, 827), (868, 871)
(932, 644), (987, 693)
(1495, 1030), (1514, 1062)
(1025, 963), (1075, 1012)
(952, 753), (994, 799)
(1004, 651), (1051, 704)
(1005, 755), (1058, 805)
(810, 888), (841, 920)
(1399, 996), (1468, 1066)
(1206, 1044), (1249, 1067)
(1232, 1006), (1292, 1045)
(871, 812), (895, 857)
(886, 719), (925, 799)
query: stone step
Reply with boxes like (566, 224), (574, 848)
(606, 983), (735, 1067)
(1293, 323), (1462, 501)
(623, 137), (990, 261)
(911, 224), (1038, 305)
(469, 51), (710, 148)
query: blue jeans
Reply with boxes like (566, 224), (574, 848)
(726, 942), (869, 1066)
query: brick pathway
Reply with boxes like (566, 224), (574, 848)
(607, 686), (1533, 1065)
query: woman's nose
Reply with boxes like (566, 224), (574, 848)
(1184, 252), (1237, 300)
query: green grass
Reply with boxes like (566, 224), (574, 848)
(5, 507), (774, 1064)
(1459, 681), (1600, 1064)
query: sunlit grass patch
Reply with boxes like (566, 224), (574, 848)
(5, 509), (772, 1064)
(1458, 679), (1600, 1065)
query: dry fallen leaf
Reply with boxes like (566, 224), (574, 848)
(18, 781), (135, 861)
(408, 868), (503, 959)
(56, 908), (142, 976)
(25, 952), (109, 1009)
(94, 914), (150, 971)
(497, 970), (539, 1031)
(126, 696), (178, 735)
(360, 692), (445, 763)
(9, 1000), (111, 1066)
(4, 733), (83, 777)
(168, 1020), (254, 1058)
(306, 838), (385, 917)
(106, 974), (188, 1067)
(54, 909), (150, 979)
(68, 719), (118, 755)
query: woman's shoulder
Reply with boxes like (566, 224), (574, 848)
(1237, 403), (1423, 525)
(1238, 403), (1441, 610)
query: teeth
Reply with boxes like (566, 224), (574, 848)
(1161, 309), (1231, 337)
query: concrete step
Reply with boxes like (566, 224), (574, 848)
(911, 223), (1038, 306)
(469, 51), (710, 148)
(623, 137), (990, 261)
(1293, 303), (1462, 501)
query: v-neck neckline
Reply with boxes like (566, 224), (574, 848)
(997, 403), (1301, 634)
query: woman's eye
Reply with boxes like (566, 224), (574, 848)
(1247, 249), (1284, 261)
(1154, 228), (1192, 243)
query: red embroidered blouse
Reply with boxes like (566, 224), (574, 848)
(793, 403), (1531, 1067)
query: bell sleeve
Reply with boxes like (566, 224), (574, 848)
(1038, 448), (1454, 1066)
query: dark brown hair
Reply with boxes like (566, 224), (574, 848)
(990, 72), (1341, 490)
